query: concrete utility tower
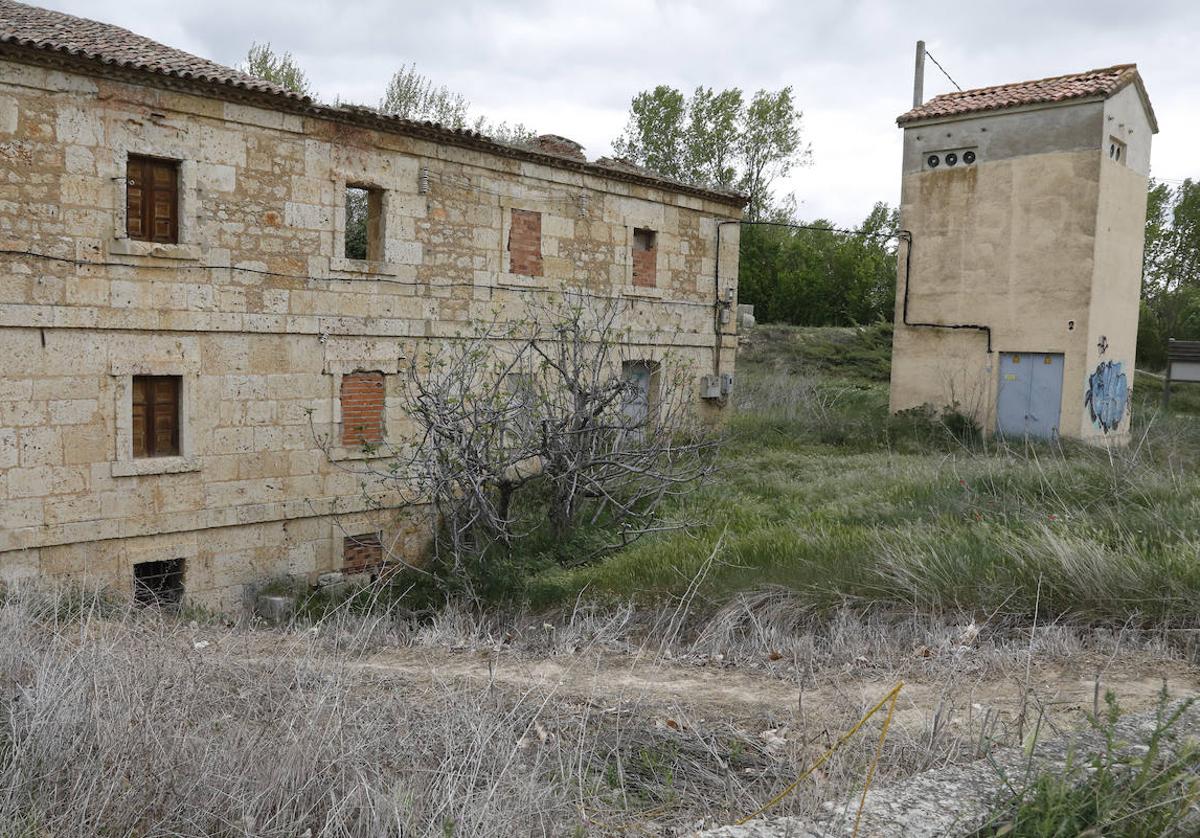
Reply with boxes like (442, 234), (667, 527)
(889, 45), (1157, 442)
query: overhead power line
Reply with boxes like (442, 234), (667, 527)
(924, 49), (963, 92)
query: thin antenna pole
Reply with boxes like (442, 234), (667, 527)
(913, 40), (925, 108)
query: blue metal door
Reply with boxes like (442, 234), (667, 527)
(997, 352), (1064, 439)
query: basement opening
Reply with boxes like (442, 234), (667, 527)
(133, 558), (185, 607)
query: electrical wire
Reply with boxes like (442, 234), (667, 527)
(737, 219), (900, 240)
(924, 49), (963, 92)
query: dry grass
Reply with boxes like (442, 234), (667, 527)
(0, 584), (1191, 836)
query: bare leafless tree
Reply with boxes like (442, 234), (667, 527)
(336, 292), (720, 582)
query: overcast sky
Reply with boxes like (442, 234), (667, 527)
(40, 0), (1200, 226)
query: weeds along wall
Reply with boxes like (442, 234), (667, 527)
(0, 52), (743, 610)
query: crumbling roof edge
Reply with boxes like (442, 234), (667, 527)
(0, 39), (748, 209)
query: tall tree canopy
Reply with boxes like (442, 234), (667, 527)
(611, 85), (809, 221)
(738, 203), (899, 326)
(1138, 178), (1200, 367)
(380, 64), (535, 145)
(242, 43), (312, 97)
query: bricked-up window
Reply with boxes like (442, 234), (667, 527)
(345, 185), (383, 260)
(126, 155), (179, 243)
(508, 209), (543, 276)
(632, 228), (657, 288)
(132, 375), (181, 458)
(341, 371), (386, 446)
(343, 532), (383, 574)
(133, 558), (185, 606)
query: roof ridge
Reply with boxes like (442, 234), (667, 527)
(0, 0), (746, 206)
(0, 0), (303, 100)
(924, 63), (1137, 103)
(897, 62), (1151, 129)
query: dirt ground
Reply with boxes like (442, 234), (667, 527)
(233, 627), (1200, 747)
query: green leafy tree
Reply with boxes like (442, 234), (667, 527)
(381, 63), (471, 127)
(612, 84), (810, 220)
(381, 64), (536, 146)
(242, 42), (312, 97)
(738, 203), (899, 326)
(611, 86), (688, 181)
(1138, 178), (1200, 367)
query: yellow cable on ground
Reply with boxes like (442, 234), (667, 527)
(735, 682), (904, 826)
(851, 684), (900, 837)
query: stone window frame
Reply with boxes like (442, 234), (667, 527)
(323, 358), (400, 461)
(331, 176), (401, 276)
(622, 225), (665, 300)
(108, 143), (202, 261)
(498, 199), (554, 289)
(110, 359), (201, 477)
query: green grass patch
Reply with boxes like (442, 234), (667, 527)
(523, 324), (1200, 624)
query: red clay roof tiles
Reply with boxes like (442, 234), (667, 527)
(0, 0), (747, 205)
(0, 0), (306, 101)
(898, 64), (1150, 127)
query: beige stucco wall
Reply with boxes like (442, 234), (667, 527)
(1077, 84), (1152, 441)
(0, 58), (742, 609)
(890, 90), (1152, 443)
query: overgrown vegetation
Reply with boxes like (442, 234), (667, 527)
(3, 583), (1191, 837)
(518, 323), (1200, 624)
(980, 690), (1200, 837)
(338, 295), (719, 602)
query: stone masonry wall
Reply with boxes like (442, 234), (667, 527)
(0, 57), (742, 610)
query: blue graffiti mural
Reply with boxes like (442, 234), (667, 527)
(1085, 360), (1129, 433)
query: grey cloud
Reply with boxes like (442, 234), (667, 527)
(33, 0), (1200, 223)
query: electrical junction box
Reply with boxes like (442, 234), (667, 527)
(699, 375), (722, 399)
(720, 373), (734, 395)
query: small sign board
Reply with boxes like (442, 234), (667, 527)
(1162, 340), (1200, 406)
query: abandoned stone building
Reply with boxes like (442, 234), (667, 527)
(890, 57), (1155, 442)
(0, 1), (744, 608)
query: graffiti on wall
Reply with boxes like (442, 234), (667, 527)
(1085, 360), (1129, 433)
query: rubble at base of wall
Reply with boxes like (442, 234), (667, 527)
(695, 700), (1200, 838)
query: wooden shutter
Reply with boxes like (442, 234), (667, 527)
(131, 376), (149, 458)
(126, 156), (178, 243)
(132, 375), (181, 457)
(152, 377), (180, 456)
(126, 157), (147, 240)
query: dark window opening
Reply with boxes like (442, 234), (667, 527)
(126, 155), (179, 243)
(633, 228), (657, 252)
(345, 185), (383, 260)
(134, 558), (185, 606)
(132, 375), (181, 458)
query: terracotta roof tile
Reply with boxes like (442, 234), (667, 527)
(0, 0), (307, 101)
(0, 0), (746, 206)
(898, 64), (1143, 126)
